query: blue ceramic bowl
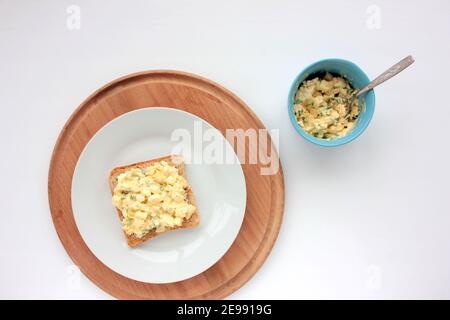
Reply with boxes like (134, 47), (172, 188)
(288, 59), (375, 147)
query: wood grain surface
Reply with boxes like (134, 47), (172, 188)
(48, 70), (284, 299)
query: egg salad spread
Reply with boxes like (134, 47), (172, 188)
(293, 72), (359, 140)
(112, 161), (196, 238)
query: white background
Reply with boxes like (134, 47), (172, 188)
(1, 0), (449, 299)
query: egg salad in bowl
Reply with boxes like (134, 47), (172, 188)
(293, 72), (359, 140)
(288, 58), (375, 147)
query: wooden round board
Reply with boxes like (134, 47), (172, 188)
(48, 70), (284, 299)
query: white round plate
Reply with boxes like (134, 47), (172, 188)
(72, 107), (246, 283)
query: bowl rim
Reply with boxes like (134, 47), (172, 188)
(288, 58), (375, 147)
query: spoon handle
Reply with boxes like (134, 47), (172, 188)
(356, 55), (415, 97)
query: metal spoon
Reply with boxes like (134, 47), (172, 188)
(345, 55), (415, 117)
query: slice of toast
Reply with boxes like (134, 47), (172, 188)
(109, 155), (200, 247)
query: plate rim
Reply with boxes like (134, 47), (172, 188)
(71, 106), (247, 283)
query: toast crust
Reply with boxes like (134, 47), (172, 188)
(109, 155), (200, 247)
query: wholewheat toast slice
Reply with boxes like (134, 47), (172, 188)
(109, 155), (200, 247)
